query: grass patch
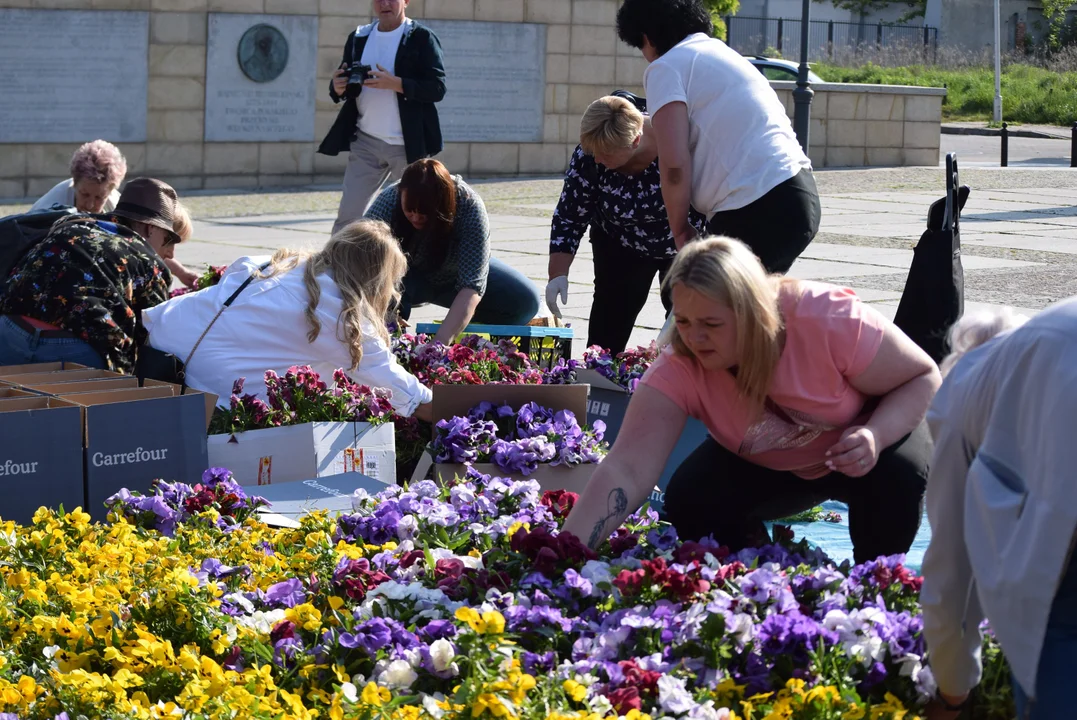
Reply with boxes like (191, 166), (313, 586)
(814, 62), (1077, 125)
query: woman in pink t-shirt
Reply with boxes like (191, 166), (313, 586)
(563, 237), (942, 563)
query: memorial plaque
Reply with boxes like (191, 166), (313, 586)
(0, 9), (149, 143)
(423, 20), (546, 143)
(205, 14), (317, 142)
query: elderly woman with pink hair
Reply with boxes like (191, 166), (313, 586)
(29, 140), (199, 287)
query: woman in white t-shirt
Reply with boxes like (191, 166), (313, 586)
(616, 0), (820, 274)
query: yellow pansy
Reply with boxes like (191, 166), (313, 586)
(563, 679), (588, 703)
(361, 682), (391, 707)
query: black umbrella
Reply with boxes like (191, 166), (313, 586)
(893, 153), (968, 365)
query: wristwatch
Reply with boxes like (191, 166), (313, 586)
(935, 689), (970, 712)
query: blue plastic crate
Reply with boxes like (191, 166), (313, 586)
(414, 323), (574, 369)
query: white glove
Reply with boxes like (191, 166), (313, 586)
(545, 275), (569, 318)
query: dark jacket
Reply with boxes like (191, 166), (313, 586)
(318, 19), (446, 164)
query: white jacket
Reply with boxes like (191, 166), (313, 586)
(921, 298), (1077, 699)
(142, 256), (431, 416)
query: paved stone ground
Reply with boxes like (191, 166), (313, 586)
(3, 165), (1076, 355)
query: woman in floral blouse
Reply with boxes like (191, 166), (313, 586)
(546, 95), (705, 354)
(366, 158), (541, 345)
(0, 178), (191, 373)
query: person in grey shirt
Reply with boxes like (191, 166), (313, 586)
(921, 303), (1077, 719)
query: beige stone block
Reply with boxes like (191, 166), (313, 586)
(810, 90), (827, 118)
(0, 179), (27, 200)
(470, 144), (518, 175)
(317, 94), (344, 113)
(320, 16), (354, 48)
(551, 83), (569, 113)
(163, 175), (203, 190)
(313, 150), (348, 174)
(320, 0), (354, 13)
(616, 40), (643, 56)
(258, 174), (313, 187)
(435, 143), (470, 174)
(571, 25), (616, 55)
(546, 54), (569, 84)
(150, 44), (206, 78)
(314, 173), (343, 185)
(151, 0), (207, 11)
(27, 177), (67, 198)
(828, 120), (866, 147)
(568, 84), (606, 114)
(547, 24), (570, 54)
(27, 144), (81, 177)
(774, 89), (793, 117)
(903, 121), (939, 149)
(151, 11), (206, 44)
(0, 146), (27, 179)
(1, 0), (32, 7)
(569, 56), (614, 86)
(32, 0), (96, 7)
(807, 147), (824, 170)
(408, 0), (425, 18)
(147, 110), (204, 142)
(543, 114), (562, 143)
(808, 117), (826, 149)
(92, 0), (151, 9)
(148, 77), (205, 110)
(826, 92), (866, 121)
(203, 143), (259, 174)
(260, 143), (315, 174)
(265, 0), (316, 12)
(904, 148), (939, 166)
(318, 47), (345, 78)
(866, 121), (903, 149)
(526, 0), (570, 23)
(208, 0), (262, 10)
(825, 147), (866, 168)
(572, 0), (615, 25)
(203, 174), (256, 190)
(121, 144), (147, 175)
(424, 0), (473, 20)
(866, 94), (904, 122)
(905, 94), (942, 122)
(316, 110), (338, 138)
(866, 147), (903, 167)
(475, 0), (522, 21)
(615, 56), (647, 86)
(520, 143), (568, 174)
(145, 142), (205, 175)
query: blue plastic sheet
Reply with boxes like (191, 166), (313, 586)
(773, 501), (932, 572)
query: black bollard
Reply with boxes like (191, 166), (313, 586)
(1001, 122), (1009, 167)
(1071, 122), (1077, 168)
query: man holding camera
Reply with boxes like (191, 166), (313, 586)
(318, 0), (447, 234)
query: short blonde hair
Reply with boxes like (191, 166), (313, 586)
(662, 237), (784, 414)
(579, 96), (644, 156)
(940, 308), (1029, 377)
(172, 201), (193, 242)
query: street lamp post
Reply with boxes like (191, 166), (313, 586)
(993, 0), (1002, 122)
(792, 0), (814, 152)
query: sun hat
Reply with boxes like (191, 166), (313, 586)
(111, 177), (181, 244)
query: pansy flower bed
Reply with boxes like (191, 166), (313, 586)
(433, 402), (607, 475)
(582, 344), (661, 394)
(0, 468), (1012, 720)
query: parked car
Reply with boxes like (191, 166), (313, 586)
(745, 56), (824, 83)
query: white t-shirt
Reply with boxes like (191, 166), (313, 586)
(142, 255), (432, 416)
(643, 34), (811, 217)
(30, 178), (121, 213)
(357, 21), (408, 146)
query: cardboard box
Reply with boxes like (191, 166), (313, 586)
(429, 384), (596, 493)
(0, 396), (85, 524)
(0, 388), (35, 400)
(26, 377), (141, 395)
(577, 369), (710, 515)
(61, 387), (213, 516)
(254, 471), (391, 520)
(0, 368), (124, 386)
(0, 361), (88, 375)
(208, 422), (396, 488)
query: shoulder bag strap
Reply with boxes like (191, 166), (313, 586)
(181, 261), (271, 369)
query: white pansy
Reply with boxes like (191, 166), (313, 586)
(351, 489), (371, 511)
(396, 515), (418, 540)
(405, 647), (425, 668)
(340, 682), (358, 704)
(222, 592), (256, 614)
(657, 674), (695, 715)
(379, 659), (418, 688)
(429, 638), (457, 673)
(587, 694), (614, 716)
(422, 695), (446, 719)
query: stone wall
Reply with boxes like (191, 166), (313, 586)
(770, 82), (946, 168)
(0, 0), (943, 200)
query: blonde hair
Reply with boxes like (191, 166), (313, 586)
(260, 219), (407, 371)
(172, 201), (193, 242)
(939, 308), (1029, 377)
(579, 96), (645, 157)
(662, 237), (784, 414)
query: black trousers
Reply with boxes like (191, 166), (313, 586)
(587, 228), (673, 355)
(663, 421), (931, 564)
(705, 168), (821, 274)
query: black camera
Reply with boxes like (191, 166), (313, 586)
(347, 62), (373, 94)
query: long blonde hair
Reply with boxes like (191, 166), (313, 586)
(662, 237), (784, 414)
(260, 219), (407, 370)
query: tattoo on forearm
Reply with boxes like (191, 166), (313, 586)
(587, 488), (629, 548)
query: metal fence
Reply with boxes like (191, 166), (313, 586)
(724, 15), (938, 64)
